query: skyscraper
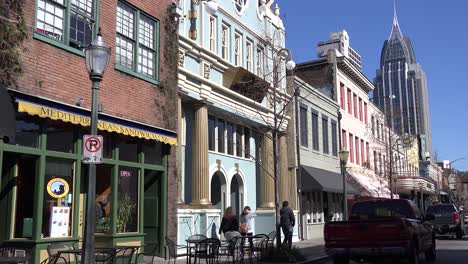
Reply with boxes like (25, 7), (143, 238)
(374, 3), (432, 157)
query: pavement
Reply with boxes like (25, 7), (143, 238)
(141, 238), (328, 264)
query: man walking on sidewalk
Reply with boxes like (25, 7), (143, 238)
(280, 200), (295, 249)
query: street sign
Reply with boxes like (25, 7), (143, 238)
(82, 135), (103, 164)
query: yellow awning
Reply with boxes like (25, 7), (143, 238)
(17, 100), (177, 145)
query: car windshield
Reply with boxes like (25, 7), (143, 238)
(350, 200), (414, 220)
(426, 205), (456, 214)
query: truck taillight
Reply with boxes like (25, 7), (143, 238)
(454, 213), (459, 222)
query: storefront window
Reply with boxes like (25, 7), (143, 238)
(118, 137), (139, 162)
(102, 132), (115, 159)
(118, 167), (139, 233)
(1, 153), (37, 238)
(143, 140), (162, 165)
(42, 158), (74, 238)
(94, 164), (112, 233)
(46, 121), (75, 153)
(14, 114), (40, 148)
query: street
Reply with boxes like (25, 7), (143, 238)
(323, 238), (468, 264)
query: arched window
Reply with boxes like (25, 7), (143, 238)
(234, 0), (247, 13)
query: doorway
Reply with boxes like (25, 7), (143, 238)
(230, 174), (244, 219)
(143, 170), (162, 255)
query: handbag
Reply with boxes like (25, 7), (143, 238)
(239, 223), (248, 234)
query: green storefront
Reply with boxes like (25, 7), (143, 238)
(0, 91), (176, 262)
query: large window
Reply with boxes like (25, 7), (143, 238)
(331, 121), (337, 157)
(226, 122), (234, 155)
(340, 83), (345, 109)
(311, 111), (319, 151)
(221, 24), (230, 61)
(118, 167), (139, 233)
(300, 106), (308, 147)
(355, 136), (360, 165)
(349, 134), (354, 163)
(14, 114), (41, 148)
(46, 121), (75, 153)
(209, 16), (217, 52)
(42, 158), (74, 238)
(218, 119), (225, 153)
(364, 102), (368, 125)
(235, 126), (243, 157)
(244, 128), (250, 158)
(353, 93), (358, 118)
(36, 0), (95, 49)
(256, 47), (264, 77)
(360, 139), (365, 167)
(234, 0), (247, 13)
(358, 98), (363, 121)
(347, 89), (352, 114)
(322, 116), (329, 154)
(234, 33), (242, 66)
(246, 41), (253, 72)
(116, 1), (159, 79)
(208, 116), (216, 151)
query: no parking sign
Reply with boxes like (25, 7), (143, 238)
(82, 135), (103, 164)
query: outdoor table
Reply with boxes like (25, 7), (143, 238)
(185, 239), (204, 264)
(0, 256), (29, 263)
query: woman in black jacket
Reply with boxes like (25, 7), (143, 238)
(219, 207), (238, 237)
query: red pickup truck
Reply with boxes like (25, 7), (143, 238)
(324, 199), (436, 264)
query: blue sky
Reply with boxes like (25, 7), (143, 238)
(276, 0), (468, 171)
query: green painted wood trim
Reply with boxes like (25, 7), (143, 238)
(139, 168), (145, 238)
(111, 147), (119, 235)
(73, 135), (83, 238)
(33, 131), (47, 240)
(33, 33), (85, 57)
(114, 64), (161, 86)
(1, 144), (42, 155)
(160, 147), (168, 256)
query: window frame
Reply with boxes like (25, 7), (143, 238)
(234, 32), (242, 66)
(246, 40), (253, 72)
(209, 15), (217, 53)
(114, 1), (160, 84)
(221, 23), (230, 61)
(322, 116), (329, 154)
(34, 0), (99, 56)
(311, 110), (319, 151)
(331, 120), (338, 157)
(300, 105), (308, 147)
(256, 46), (264, 78)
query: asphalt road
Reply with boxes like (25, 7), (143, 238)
(323, 238), (468, 264)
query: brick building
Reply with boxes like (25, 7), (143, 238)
(0, 0), (179, 261)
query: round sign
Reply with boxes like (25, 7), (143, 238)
(47, 178), (70, 199)
(84, 136), (102, 153)
(401, 134), (413, 148)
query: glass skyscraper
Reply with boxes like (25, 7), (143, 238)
(374, 8), (432, 157)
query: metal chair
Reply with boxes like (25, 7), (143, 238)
(251, 234), (269, 261)
(135, 242), (159, 264)
(40, 255), (68, 264)
(267, 231), (276, 249)
(193, 238), (221, 264)
(164, 237), (189, 264)
(47, 244), (73, 264)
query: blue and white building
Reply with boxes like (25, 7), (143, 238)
(175, 0), (297, 244)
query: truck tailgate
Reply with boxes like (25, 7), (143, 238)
(325, 219), (406, 247)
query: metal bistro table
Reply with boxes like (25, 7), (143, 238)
(58, 245), (141, 264)
(185, 238), (205, 264)
(0, 256), (29, 263)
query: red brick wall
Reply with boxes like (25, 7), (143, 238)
(18, 0), (179, 239)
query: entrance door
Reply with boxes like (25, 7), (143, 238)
(144, 170), (161, 254)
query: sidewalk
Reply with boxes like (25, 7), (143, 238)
(141, 238), (328, 264)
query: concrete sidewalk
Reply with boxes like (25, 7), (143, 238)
(141, 238), (328, 264)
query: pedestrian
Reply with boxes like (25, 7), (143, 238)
(219, 207), (239, 239)
(240, 206), (256, 251)
(280, 201), (295, 250)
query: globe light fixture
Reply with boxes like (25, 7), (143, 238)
(204, 0), (218, 15)
(85, 29), (111, 80)
(339, 148), (350, 164)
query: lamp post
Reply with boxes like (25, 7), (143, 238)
(339, 148), (350, 220)
(82, 30), (111, 264)
(443, 158), (465, 204)
(272, 48), (295, 248)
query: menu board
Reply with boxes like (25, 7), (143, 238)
(50, 206), (70, 238)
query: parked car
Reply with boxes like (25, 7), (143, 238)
(426, 204), (464, 238)
(324, 199), (435, 264)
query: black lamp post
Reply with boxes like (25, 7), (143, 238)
(339, 148), (350, 220)
(82, 30), (111, 264)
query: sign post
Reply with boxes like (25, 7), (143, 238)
(82, 135), (103, 164)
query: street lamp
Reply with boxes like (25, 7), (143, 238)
(82, 29), (111, 264)
(272, 47), (295, 248)
(339, 148), (350, 220)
